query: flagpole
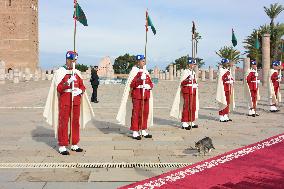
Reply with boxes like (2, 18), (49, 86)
(189, 22), (195, 129)
(140, 10), (148, 138)
(69, 0), (77, 147)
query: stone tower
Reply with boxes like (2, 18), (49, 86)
(0, 0), (39, 71)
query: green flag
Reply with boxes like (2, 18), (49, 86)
(231, 29), (237, 47)
(254, 31), (260, 49)
(74, 3), (88, 26)
(146, 11), (156, 35)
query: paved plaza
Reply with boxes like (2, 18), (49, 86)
(0, 80), (283, 188)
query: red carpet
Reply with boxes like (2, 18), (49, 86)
(119, 134), (284, 189)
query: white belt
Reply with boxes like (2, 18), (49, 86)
(184, 84), (194, 87)
(136, 85), (150, 89)
(64, 89), (72, 93)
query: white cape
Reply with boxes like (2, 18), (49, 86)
(43, 67), (95, 137)
(268, 69), (281, 105)
(170, 69), (199, 119)
(216, 67), (235, 111)
(116, 66), (154, 127)
(244, 69), (260, 108)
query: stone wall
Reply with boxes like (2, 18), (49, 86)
(0, 0), (39, 72)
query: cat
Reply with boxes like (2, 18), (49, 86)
(195, 137), (215, 156)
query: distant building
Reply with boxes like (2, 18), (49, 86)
(0, 0), (39, 71)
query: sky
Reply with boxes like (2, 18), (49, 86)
(39, 0), (284, 69)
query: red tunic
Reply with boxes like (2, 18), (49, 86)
(271, 71), (280, 97)
(130, 71), (153, 100)
(181, 72), (197, 122)
(219, 70), (233, 116)
(130, 70), (153, 131)
(246, 71), (258, 91)
(56, 72), (86, 146)
(246, 70), (259, 109)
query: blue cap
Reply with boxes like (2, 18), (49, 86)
(272, 60), (281, 66)
(66, 51), (78, 60)
(188, 58), (196, 64)
(136, 55), (145, 61)
(221, 58), (230, 64)
(250, 60), (257, 65)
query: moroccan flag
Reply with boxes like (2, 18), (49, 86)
(231, 29), (237, 47)
(146, 11), (156, 35)
(74, 2), (88, 26)
(254, 31), (260, 49)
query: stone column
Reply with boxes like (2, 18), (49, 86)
(158, 71), (162, 79)
(194, 66), (199, 81)
(47, 70), (52, 80)
(153, 66), (159, 78)
(9, 70), (14, 80)
(165, 71), (169, 80)
(87, 67), (91, 79)
(42, 70), (47, 80)
(173, 64), (177, 79)
(169, 64), (174, 80)
(25, 68), (31, 81)
(34, 69), (39, 81)
(231, 65), (236, 79)
(18, 70), (23, 81)
(201, 69), (206, 81)
(13, 69), (20, 84)
(209, 66), (214, 81)
(176, 70), (181, 78)
(262, 33), (270, 87)
(0, 61), (5, 84)
(163, 72), (166, 80)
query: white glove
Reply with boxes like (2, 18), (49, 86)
(144, 84), (152, 90)
(257, 80), (260, 84)
(255, 73), (259, 77)
(73, 88), (82, 96)
(67, 75), (77, 85)
(141, 72), (147, 80)
(193, 84), (198, 88)
(226, 80), (234, 84)
(278, 75), (282, 79)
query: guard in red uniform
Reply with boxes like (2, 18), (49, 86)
(130, 55), (153, 140)
(180, 58), (198, 129)
(43, 51), (94, 155)
(216, 58), (235, 122)
(269, 60), (282, 112)
(246, 60), (260, 116)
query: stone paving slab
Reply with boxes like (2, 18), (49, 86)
(16, 169), (91, 182)
(0, 80), (283, 187)
(44, 182), (133, 189)
(0, 182), (46, 189)
(88, 168), (162, 182)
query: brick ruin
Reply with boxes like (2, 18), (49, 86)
(0, 0), (38, 71)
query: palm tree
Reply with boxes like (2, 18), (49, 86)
(264, 3), (284, 28)
(216, 46), (241, 64)
(244, 23), (284, 66)
(264, 3), (284, 60)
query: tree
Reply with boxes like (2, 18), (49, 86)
(243, 23), (284, 67)
(167, 55), (205, 71)
(264, 3), (284, 60)
(113, 53), (136, 74)
(264, 3), (284, 28)
(75, 63), (88, 72)
(216, 46), (241, 64)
